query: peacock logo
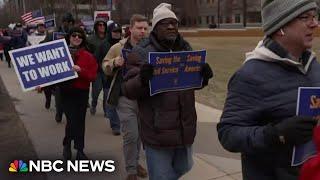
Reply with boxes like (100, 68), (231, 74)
(9, 160), (28, 173)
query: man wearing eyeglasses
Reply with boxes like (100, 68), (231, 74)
(217, 0), (320, 180)
(121, 3), (213, 180)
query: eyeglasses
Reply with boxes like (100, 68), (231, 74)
(98, 23), (105, 27)
(297, 14), (319, 24)
(158, 20), (179, 27)
(71, 33), (83, 39)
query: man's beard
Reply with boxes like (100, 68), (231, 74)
(163, 34), (177, 47)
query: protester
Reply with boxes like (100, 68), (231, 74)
(35, 23), (46, 35)
(90, 18), (122, 136)
(9, 23), (28, 49)
(61, 27), (97, 160)
(87, 17), (110, 117)
(2, 28), (12, 67)
(6, 23), (28, 68)
(78, 22), (86, 32)
(121, 3), (213, 180)
(42, 12), (74, 42)
(28, 22), (46, 46)
(102, 14), (149, 179)
(217, 1), (320, 179)
(107, 22), (122, 46)
(41, 12), (75, 121)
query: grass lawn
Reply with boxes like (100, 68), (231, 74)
(186, 37), (320, 110)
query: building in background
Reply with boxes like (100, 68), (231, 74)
(115, 0), (198, 27)
(198, 0), (261, 28)
(2, 0), (320, 28)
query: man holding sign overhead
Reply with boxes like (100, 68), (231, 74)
(121, 3), (213, 180)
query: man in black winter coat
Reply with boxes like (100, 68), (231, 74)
(121, 3), (213, 180)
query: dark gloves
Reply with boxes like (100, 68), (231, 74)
(140, 64), (154, 85)
(264, 116), (317, 146)
(200, 63), (213, 87)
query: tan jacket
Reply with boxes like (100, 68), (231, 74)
(102, 38), (127, 75)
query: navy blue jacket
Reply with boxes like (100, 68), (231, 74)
(217, 39), (320, 180)
(9, 30), (27, 49)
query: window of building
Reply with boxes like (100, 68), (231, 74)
(206, 16), (210, 24)
(198, 16), (202, 24)
(79, 0), (88, 4)
(219, 16), (223, 24)
(226, 16), (232, 23)
(247, 12), (262, 23)
(211, 16), (215, 24)
(235, 14), (241, 23)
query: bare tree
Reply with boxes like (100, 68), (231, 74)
(71, 0), (80, 20)
(243, 0), (247, 27)
(217, 0), (221, 27)
(42, 0), (56, 15)
(0, 0), (19, 27)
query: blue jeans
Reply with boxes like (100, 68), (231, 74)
(105, 88), (120, 131)
(91, 73), (107, 115)
(145, 145), (193, 180)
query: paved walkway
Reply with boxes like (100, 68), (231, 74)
(0, 61), (242, 180)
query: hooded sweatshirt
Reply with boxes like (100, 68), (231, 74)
(87, 19), (109, 73)
(245, 38), (315, 74)
(87, 19), (108, 54)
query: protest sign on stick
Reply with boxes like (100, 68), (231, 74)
(9, 39), (78, 92)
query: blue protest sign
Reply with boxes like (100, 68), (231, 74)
(121, 48), (131, 76)
(8, 39), (78, 92)
(45, 18), (55, 28)
(291, 87), (320, 166)
(53, 32), (67, 40)
(148, 50), (206, 96)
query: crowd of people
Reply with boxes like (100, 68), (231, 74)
(0, 3), (213, 180)
(2, 0), (320, 179)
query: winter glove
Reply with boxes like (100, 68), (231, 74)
(140, 64), (154, 86)
(200, 63), (213, 87)
(265, 116), (317, 146)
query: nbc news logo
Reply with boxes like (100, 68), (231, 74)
(9, 159), (115, 173)
(9, 160), (28, 173)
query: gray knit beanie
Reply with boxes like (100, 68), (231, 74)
(261, 0), (318, 36)
(152, 3), (178, 31)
